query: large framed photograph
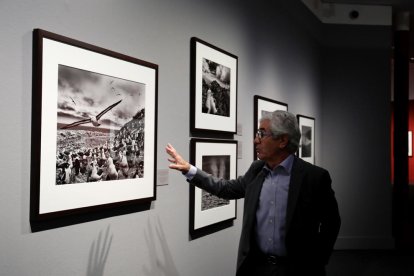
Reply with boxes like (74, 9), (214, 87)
(31, 29), (158, 223)
(190, 138), (237, 237)
(190, 37), (238, 134)
(254, 95), (288, 159)
(297, 115), (315, 164)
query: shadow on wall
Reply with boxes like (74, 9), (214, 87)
(143, 216), (179, 276)
(87, 226), (113, 276)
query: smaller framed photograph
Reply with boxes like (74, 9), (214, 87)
(254, 95), (288, 159)
(297, 115), (315, 164)
(190, 37), (238, 134)
(190, 138), (237, 237)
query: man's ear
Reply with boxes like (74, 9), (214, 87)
(279, 135), (289, 149)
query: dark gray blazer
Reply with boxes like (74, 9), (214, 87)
(189, 156), (341, 275)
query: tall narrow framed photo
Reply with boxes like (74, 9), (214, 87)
(31, 29), (158, 223)
(190, 37), (238, 134)
(190, 138), (237, 237)
(297, 115), (315, 164)
(254, 95), (288, 159)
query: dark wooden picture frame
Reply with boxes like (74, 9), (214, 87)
(190, 37), (238, 134)
(253, 95), (288, 159)
(31, 29), (158, 225)
(189, 138), (237, 238)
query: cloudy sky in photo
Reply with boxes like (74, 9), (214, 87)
(57, 64), (145, 129)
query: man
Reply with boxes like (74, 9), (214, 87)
(166, 110), (340, 276)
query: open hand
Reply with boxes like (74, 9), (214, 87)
(165, 143), (191, 174)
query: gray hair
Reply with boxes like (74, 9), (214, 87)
(260, 110), (301, 153)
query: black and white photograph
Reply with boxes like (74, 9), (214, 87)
(297, 115), (315, 164)
(201, 58), (231, 117)
(254, 95), (288, 159)
(201, 155), (230, 211)
(301, 125), (312, 158)
(190, 138), (237, 236)
(56, 65), (146, 185)
(191, 37), (238, 133)
(31, 29), (158, 223)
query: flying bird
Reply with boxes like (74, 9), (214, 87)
(111, 86), (121, 96)
(60, 99), (122, 129)
(70, 97), (76, 105)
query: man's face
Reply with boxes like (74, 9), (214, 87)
(254, 119), (287, 163)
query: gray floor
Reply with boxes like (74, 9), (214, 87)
(326, 250), (414, 276)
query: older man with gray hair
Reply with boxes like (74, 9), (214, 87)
(166, 110), (340, 276)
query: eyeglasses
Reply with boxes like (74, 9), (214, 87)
(256, 129), (273, 139)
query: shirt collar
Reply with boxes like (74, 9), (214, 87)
(263, 154), (294, 175)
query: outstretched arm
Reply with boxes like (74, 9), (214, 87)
(165, 143), (191, 174)
(166, 143), (256, 199)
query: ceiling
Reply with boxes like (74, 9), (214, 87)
(322, 0), (414, 11)
(310, 0), (414, 59)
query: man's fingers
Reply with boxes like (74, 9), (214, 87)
(166, 143), (175, 153)
(169, 164), (182, 170)
(166, 143), (189, 173)
(166, 149), (178, 159)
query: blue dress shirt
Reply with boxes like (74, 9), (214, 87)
(185, 154), (294, 256)
(255, 154), (294, 256)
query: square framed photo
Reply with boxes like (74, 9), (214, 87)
(253, 95), (288, 159)
(190, 138), (237, 237)
(190, 37), (238, 134)
(297, 115), (315, 164)
(31, 29), (158, 223)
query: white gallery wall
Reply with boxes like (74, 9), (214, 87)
(0, 0), (392, 275)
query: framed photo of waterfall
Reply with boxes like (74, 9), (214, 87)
(30, 29), (158, 226)
(190, 37), (238, 134)
(189, 138), (238, 238)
